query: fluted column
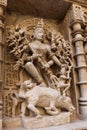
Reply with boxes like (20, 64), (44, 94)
(70, 4), (87, 116)
(0, 0), (7, 129)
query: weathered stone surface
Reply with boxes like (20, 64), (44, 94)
(22, 112), (70, 129)
(3, 117), (22, 129)
(3, 118), (87, 130)
(65, 0), (87, 7)
(7, 0), (71, 20)
(3, 113), (70, 129)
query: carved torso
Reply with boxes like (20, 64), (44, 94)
(30, 40), (50, 61)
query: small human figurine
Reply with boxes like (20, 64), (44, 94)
(58, 64), (72, 96)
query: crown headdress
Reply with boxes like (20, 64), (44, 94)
(34, 19), (44, 30)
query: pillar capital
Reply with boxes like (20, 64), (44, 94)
(69, 4), (85, 27)
(0, 0), (7, 7)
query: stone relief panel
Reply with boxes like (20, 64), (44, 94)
(4, 16), (75, 118)
(4, 46), (19, 117)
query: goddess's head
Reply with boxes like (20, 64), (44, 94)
(33, 19), (44, 41)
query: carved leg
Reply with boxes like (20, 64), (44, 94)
(50, 100), (55, 108)
(49, 100), (57, 110)
(27, 103), (41, 118)
(20, 101), (27, 117)
(45, 100), (59, 115)
(12, 106), (16, 118)
(12, 99), (18, 117)
(45, 108), (59, 115)
(17, 69), (24, 86)
(24, 62), (44, 85)
(45, 100), (55, 110)
(45, 105), (60, 115)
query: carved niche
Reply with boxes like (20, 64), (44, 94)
(4, 17), (75, 118)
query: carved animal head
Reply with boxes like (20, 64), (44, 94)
(21, 79), (36, 90)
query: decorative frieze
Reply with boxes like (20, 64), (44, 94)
(69, 4), (87, 25)
(72, 5), (84, 22)
(70, 4), (85, 25)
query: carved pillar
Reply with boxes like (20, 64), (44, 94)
(70, 4), (87, 116)
(0, 0), (7, 129)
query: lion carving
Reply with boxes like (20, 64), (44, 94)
(18, 80), (75, 117)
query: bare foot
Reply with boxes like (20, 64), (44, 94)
(36, 114), (42, 118)
(20, 113), (25, 118)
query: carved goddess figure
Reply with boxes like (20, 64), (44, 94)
(6, 19), (74, 118)
(20, 19), (62, 87)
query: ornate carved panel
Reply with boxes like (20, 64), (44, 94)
(69, 4), (85, 24)
(4, 16), (75, 119)
(69, 4), (87, 24)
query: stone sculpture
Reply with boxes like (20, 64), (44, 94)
(19, 80), (75, 117)
(6, 19), (74, 118)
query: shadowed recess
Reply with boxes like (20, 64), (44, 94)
(7, 0), (71, 20)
